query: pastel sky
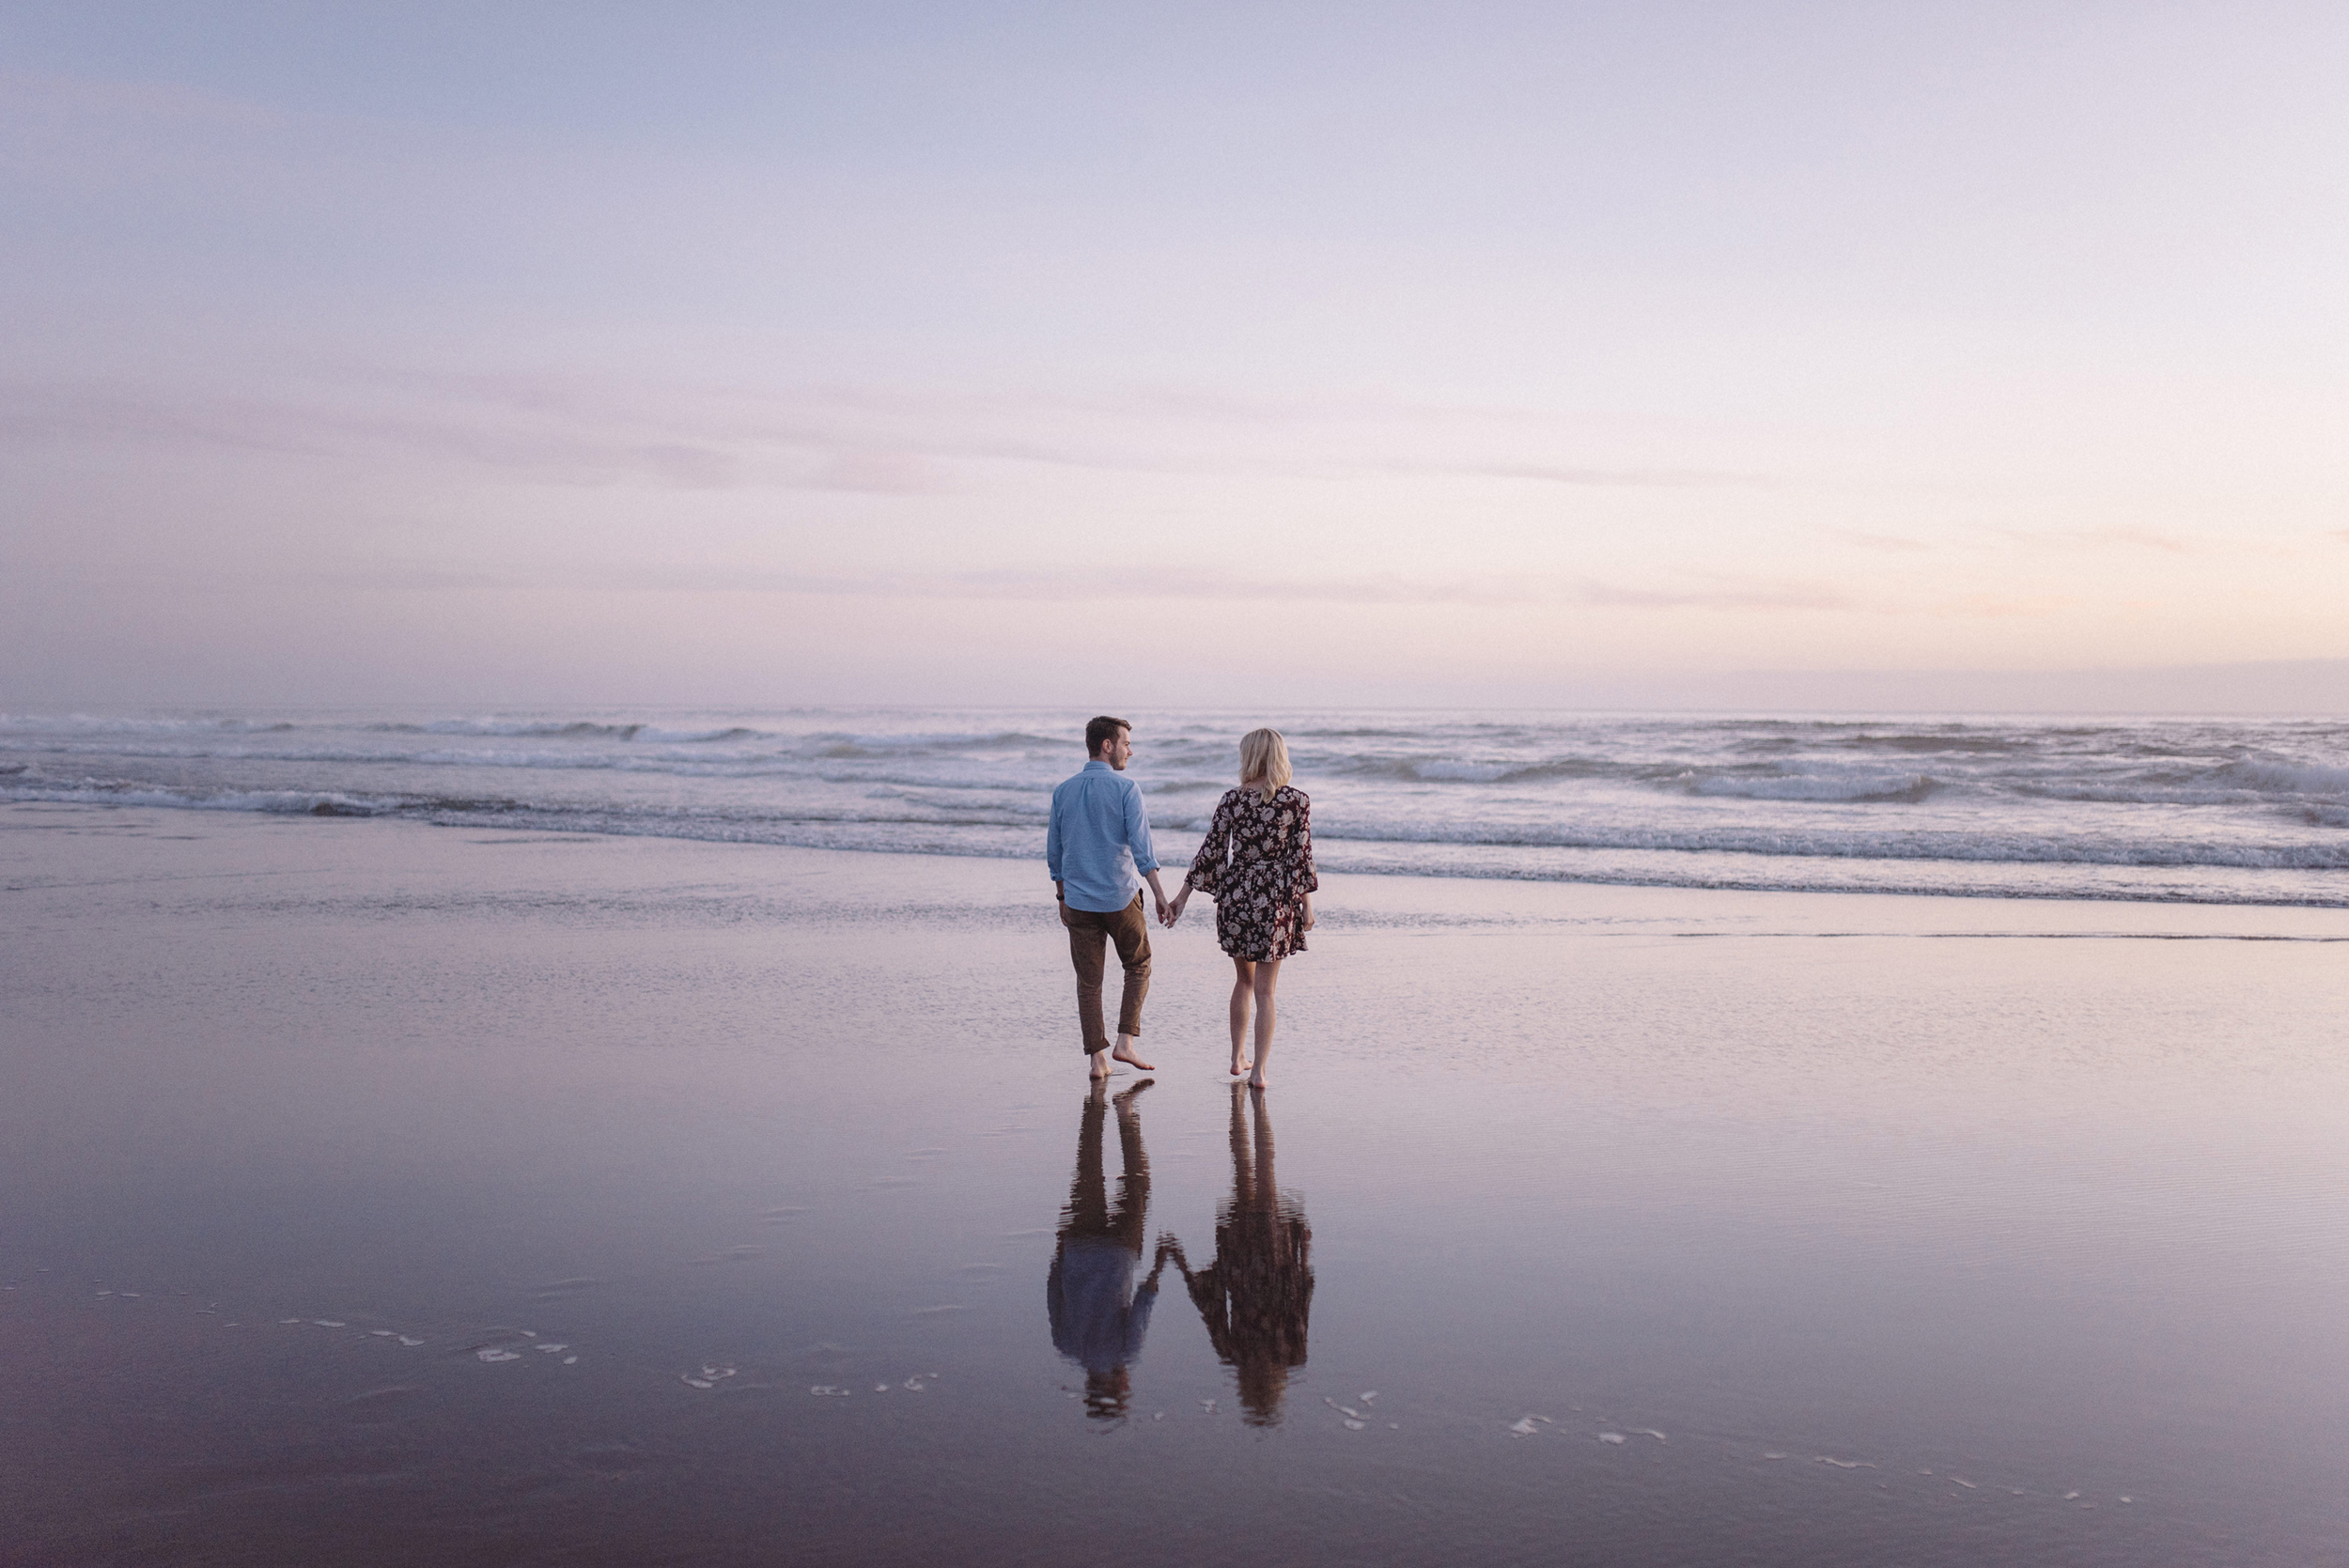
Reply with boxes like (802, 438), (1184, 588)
(4, 3), (2346, 709)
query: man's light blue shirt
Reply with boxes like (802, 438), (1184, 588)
(1046, 759), (1159, 913)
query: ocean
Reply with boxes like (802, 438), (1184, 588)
(4, 706), (2345, 906)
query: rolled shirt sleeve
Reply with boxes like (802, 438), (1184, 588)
(1124, 780), (1159, 875)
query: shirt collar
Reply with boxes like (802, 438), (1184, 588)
(1082, 759), (1114, 772)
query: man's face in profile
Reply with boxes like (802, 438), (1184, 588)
(1100, 728), (1133, 770)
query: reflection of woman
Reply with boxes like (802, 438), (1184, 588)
(1047, 1079), (1165, 1420)
(1167, 728), (1316, 1086)
(1159, 1085), (1314, 1425)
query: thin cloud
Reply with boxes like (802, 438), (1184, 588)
(1928, 593), (2078, 618)
(319, 567), (522, 592)
(348, 564), (1861, 612)
(794, 451), (954, 494)
(1828, 528), (1932, 553)
(1575, 577), (1855, 611)
(1990, 525), (2195, 553)
(0, 380), (741, 489)
(0, 71), (286, 188)
(1423, 461), (1765, 489)
(281, 562), (2078, 624)
(2, 367), (1781, 493)
(0, 70), (281, 135)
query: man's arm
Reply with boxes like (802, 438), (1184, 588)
(1124, 783), (1169, 920)
(1045, 787), (1066, 894)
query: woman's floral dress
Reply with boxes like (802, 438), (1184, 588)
(1185, 785), (1317, 960)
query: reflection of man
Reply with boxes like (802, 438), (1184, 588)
(1048, 1079), (1165, 1419)
(1046, 715), (1169, 1079)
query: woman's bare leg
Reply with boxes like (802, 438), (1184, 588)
(1228, 957), (1255, 1075)
(1247, 959), (1281, 1088)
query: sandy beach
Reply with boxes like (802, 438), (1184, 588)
(5, 800), (2347, 1566)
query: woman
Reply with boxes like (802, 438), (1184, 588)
(1167, 728), (1315, 1087)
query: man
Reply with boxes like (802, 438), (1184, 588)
(1045, 715), (1170, 1079)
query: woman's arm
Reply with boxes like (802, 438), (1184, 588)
(1184, 794), (1232, 896)
(1169, 795), (1228, 925)
(1297, 794), (1316, 929)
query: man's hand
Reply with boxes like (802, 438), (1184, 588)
(1163, 887), (1190, 927)
(1153, 893), (1173, 926)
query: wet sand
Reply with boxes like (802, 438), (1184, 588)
(5, 801), (2348, 1566)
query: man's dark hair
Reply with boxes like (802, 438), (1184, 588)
(1085, 715), (1131, 757)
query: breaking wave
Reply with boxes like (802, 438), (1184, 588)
(4, 706), (2344, 907)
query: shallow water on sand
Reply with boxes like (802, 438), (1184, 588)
(5, 805), (2348, 1565)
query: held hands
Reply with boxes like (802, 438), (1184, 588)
(1160, 887), (1190, 927)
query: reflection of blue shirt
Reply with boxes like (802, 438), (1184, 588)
(1048, 1237), (1157, 1374)
(1045, 760), (1159, 913)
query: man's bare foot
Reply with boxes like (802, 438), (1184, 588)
(1088, 1050), (1111, 1079)
(1111, 1045), (1155, 1072)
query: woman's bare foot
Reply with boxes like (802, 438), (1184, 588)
(1229, 1056), (1252, 1076)
(1247, 1071), (1268, 1090)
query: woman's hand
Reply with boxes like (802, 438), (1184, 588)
(1301, 896), (1315, 932)
(1164, 887), (1190, 927)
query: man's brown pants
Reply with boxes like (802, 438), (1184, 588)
(1060, 893), (1152, 1054)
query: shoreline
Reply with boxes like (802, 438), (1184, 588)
(10, 798), (2349, 940)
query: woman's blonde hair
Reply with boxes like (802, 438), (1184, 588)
(1237, 728), (1292, 802)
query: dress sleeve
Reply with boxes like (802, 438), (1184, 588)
(1187, 794), (1230, 895)
(1294, 793), (1317, 893)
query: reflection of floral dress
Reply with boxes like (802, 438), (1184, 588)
(1182, 1194), (1313, 1425)
(1185, 786), (1318, 961)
